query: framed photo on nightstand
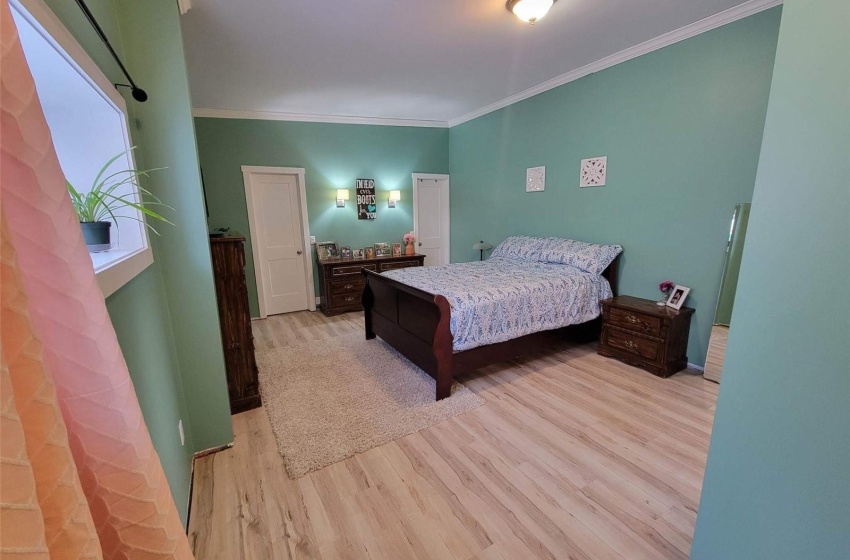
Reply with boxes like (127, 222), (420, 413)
(666, 285), (691, 310)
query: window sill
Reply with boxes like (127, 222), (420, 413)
(93, 246), (153, 298)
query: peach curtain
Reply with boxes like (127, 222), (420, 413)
(0, 1), (194, 558)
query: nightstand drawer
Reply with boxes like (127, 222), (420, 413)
(331, 293), (362, 308)
(601, 326), (662, 363)
(608, 307), (663, 337)
(332, 263), (377, 276)
(329, 278), (365, 295)
(379, 260), (421, 271)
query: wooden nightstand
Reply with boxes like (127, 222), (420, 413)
(598, 295), (694, 377)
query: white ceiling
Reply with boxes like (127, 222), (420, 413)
(181, 0), (775, 126)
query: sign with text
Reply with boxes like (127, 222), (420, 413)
(356, 178), (377, 220)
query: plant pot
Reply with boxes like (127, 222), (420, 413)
(80, 221), (111, 252)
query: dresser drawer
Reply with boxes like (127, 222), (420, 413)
(330, 293), (362, 308)
(601, 326), (662, 363)
(608, 307), (663, 338)
(379, 260), (421, 271)
(331, 263), (377, 277)
(329, 277), (365, 295)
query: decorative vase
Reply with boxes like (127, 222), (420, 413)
(657, 292), (670, 306)
(80, 221), (111, 252)
(405, 242), (415, 256)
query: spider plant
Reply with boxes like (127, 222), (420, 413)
(66, 147), (175, 236)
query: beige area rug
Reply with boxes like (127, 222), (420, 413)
(256, 333), (485, 478)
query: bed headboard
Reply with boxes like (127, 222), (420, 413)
(601, 254), (621, 297)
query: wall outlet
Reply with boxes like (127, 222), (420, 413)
(310, 236), (316, 244)
(178, 420), (185, 446)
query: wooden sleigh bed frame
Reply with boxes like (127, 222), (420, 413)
(362, 256), (620, 400)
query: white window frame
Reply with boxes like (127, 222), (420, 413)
(10, 0), (153, 298)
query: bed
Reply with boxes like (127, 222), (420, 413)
(362, 236), (622, 400)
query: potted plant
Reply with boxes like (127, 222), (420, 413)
(657, 280), (675, 306)
(67, 148), (173, 252)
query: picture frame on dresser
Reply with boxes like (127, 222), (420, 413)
(352, 248), (365, 259)
(374, 243), (390, 257)
(316, 241), (339, 260)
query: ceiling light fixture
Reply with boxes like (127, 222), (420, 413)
(506, 0), (556, 25)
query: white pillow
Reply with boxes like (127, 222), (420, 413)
(539, 237), (622, 275)
(490, 236), (546, 261)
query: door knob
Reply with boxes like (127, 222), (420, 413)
(418, 242), (422, 246)
(296, 250), (303, 255)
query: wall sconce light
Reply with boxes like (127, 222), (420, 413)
(388, 190), (401, 208)
(336, 189), (350, 208)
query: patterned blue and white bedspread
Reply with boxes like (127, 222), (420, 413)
(381, 257), (613, 352)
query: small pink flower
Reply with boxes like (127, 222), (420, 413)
(659, 280), (675, 293)
(403, 233), (416, 244)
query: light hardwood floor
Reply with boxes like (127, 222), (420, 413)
(188, 310), (718, 560)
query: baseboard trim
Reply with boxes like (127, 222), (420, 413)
(186, 442), (234, 535)
(193, 442), (233, 460)
(688, 362), (706, 373)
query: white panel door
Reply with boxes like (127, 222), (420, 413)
(414, 175), (450, 267)
(246, 171), (309, 315)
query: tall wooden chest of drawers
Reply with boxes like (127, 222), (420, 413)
(317, 254), (425, 316)
(598, 295), (694, 377)
(210, 234), (261, 414)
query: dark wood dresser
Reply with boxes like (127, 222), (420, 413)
(599, 295), (695, 377)
(209, 234), (261, 414)
(317, 254), (426, 316)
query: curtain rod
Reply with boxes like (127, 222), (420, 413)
(73, 0), (148, 102)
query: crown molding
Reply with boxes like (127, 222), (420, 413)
(191, 108), (449, 128)
(192, 0), (781, 130)
(448, 0), (783, 127)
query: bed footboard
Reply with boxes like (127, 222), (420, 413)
(363, 254), (621, 402)
(362, 269), (455, 400)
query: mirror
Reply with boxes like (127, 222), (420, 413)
(704, 203), (751, 382)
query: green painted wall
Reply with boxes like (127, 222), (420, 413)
(102, 267), (194, 523)
(691, 0), (850, 557)
(114, 0), (232, 453)
(194, 118), (449, 317)
(448, 8), (781, 366)
(39, 0), (233, 523)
